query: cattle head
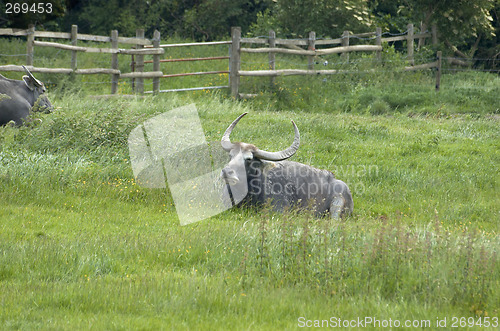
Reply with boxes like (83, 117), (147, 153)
(22, 66), (53, 113)
(220, 113), (300, 204)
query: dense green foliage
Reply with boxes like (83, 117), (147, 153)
(371, 0), (497, 42)
(370, 0), (499, 68)
(249, 0), (373, 38)
(1, 30), (499, 327)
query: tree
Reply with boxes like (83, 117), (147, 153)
(370, 0), (497, 62)
(68, 0), (199, 37)
(183, 0), (269, 40)
(62, 0), (267, 40)
(249, 0), (373, 38)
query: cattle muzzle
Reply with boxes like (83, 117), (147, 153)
(221, 167), (239, 185)
(33, 94), (54, 113)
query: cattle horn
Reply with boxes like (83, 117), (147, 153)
(221, 112), (300, 161)
(22, 65), (42, 87)
(221, 112), (248, 151)
(253, 120), (300, 161)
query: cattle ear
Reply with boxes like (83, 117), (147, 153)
(22, 76), (36, 91)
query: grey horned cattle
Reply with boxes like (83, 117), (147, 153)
(0, 66), (53, 126)
(221, 113), (353, 219)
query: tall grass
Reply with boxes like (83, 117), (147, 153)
(247, 211), (499, 315)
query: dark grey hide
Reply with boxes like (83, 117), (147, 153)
(0, 66), (53, 126)
(221, 113), (353, 219)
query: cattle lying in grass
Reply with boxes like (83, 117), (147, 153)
(0, 66), (53, 126)
(220, 113), (353, 219)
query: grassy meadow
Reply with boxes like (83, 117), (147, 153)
(0, 36), (499, 329)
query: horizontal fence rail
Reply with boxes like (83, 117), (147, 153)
(145, 41), (232, 48)
(161, 71), (229, 78)
(33, 40), (164, 55)
(0, 28), (152, 45)
(241, 45), (382, 56)
(242, 32), (431, 47)
(144, 85), (229, 94)
(144, 56), (229, 64)
(0, 64), (120, 75)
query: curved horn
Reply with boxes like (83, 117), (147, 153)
(22, 65), (42, 87)
(221, 112), (248, 151)
(253, 120), (300, 161)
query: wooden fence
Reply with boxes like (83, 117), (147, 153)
(230, 24), (442, 98)
(0, 23), (442, 96)
(0, 25), (165, 94)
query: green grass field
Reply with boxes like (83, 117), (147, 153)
(1, 36), (499, 329)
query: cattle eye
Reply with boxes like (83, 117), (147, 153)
(242, 151), (253, 160)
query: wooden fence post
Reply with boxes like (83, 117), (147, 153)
(269, 30), (276, 86)
(230, 27), (241, 99)
(135, 29), (145, 94)
(435, 51), (442, 91)
(376, 27), (382, 62)
(308, 31), (316, 70)
(431, 25), (438, 45)
(130, 55), (135, 90)
(152, 29), (161, 94)
(110, 30), (119, 94)
(26, 24), (35, 66)
(341, 30), (349, 63)
(71, 25), (78, 71)
(407, 23), (414, 66)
